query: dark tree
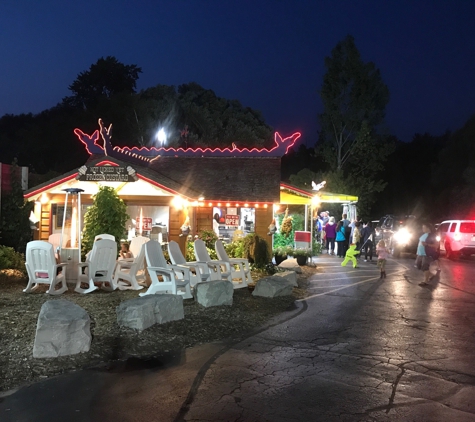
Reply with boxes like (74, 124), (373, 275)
(64, 56), (142, 110)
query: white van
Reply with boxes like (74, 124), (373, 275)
(437, 220), (475, 259)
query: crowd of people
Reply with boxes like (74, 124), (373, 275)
(315, 212), (440, 283)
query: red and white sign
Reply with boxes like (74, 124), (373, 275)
(225, 214), (239, 227)
(136, 217), (152, 231)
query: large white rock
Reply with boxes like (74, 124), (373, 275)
(277, 258), (303, 274)
(252, 276), (294, 298)
(116, 294), (184, 331)
(194, 280), (233, 307)
(33, 300), (91, 358)
(273, 270), (298, 287)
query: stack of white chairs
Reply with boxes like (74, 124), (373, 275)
(24, 241), (68, 295)
(140, 240), (192, 299)
(193, 239), (232, 282)
(168, 240), (210, 287)
(215, 240), (252, 289)
(76, 239), (117, 294)
(113, 236), (149, 290)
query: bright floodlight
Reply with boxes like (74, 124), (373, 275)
(156, 128), (167, 145)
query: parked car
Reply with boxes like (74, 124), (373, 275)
(437, 220), (475, 259)
(378, 215), (421, 258)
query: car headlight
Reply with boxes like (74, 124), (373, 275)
(393, 228), (411, 244)
(436, 235), (441, 242)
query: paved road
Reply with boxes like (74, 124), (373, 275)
(2, 255), (475, 421)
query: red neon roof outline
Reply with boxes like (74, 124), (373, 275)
(95, 160), (119, 166)
(25, 173), (79, 198)
(73, 129), (102, 155)
(114, 131), (301, 156)
(135, 174), (194, 199)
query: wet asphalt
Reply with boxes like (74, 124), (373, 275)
(2, 255), (475, 421)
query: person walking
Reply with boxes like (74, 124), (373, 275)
(376, 240), (389, 278)
(360, 222), (375, 261)
(335, 220), (346, 258)
(416, 223), (439, 286)
(323, 216), (337, 255)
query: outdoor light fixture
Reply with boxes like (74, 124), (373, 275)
(156, 128), (167, 145)
(40, 193), (49, 204)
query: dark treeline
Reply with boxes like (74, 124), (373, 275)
(283, 116), (475, 223)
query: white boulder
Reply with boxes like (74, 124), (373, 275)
(277, 258), (303, 274)
(117, 294), (184, 331)
(33, 300), (91, 358)
(252, 276), (294, 298)
(194, 280), (233, 307)
(273, 270), (298, 287)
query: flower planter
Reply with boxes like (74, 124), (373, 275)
(274, 254), (286, 265)
(295, 255), (308, 266)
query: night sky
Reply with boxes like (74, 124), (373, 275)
(1, 0), (475, 146)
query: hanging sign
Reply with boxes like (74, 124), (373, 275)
(77, 165), (136, 182)
(136, 217), (152, 231)
(225, 214), (239, 227)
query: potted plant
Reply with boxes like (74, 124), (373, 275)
(273, 245), (292, 265)
(292, 248), (312, 266)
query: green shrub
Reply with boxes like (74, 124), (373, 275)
(312, 240), (323, 256)
(224, 239), (244, 258)
(243, 234), (269, 268)
(0, 245), (26, 275)
(82, 186), (129, 257)
(185, 240), (217, 260)
(198, 229), (218, 249)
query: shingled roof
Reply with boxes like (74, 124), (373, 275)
(25, 154), (281, 203)
(149, 156), (281, 203)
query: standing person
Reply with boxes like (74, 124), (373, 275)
(352, 221), (362, 251)
(360, 222), (375, 261)
(416, 223), (439, 286)
(323, 216), (337, 255)
(314, 215), (323, 244)
(335, 220), (346, 258)
(342, 213), (351, 256)
(376, 240), (389, 278)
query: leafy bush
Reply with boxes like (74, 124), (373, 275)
(243, 234), (269, 268)
(185, 241), (217, 261)
(82, 186), (129, 256)
(273, 245), (293, 257)
(273, 211), (305, 249)
(0, 245), (26, 275)
(224, 239), (244, 258)
(198, 229), (218, 249)
(312, 240), (323, 256)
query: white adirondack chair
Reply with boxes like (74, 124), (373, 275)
(193, 239), (232, 282)
(113, 236), (150, 290)
(168, 240), (210, 287)
(94, 234), (115, 241)
(76, 239), (117, 294)
(24, 241), (68, 295)
(215, 240), (252, 289)
(140, 240), (192, 299)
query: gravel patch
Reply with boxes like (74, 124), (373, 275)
(0, 267), (315, 393)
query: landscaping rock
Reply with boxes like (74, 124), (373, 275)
(273, 270), (298, 287)
(277, 258), (303, 274)
(252, 276), (294, 298)
(194, 280), (233, 307)
(33, 300), (91, 358)
(116, 294), (184, 331)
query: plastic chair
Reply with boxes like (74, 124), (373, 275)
(24, 241), (68, 295)
(75, 239), (117, 294)
(113, 236), (150, 290)
(193, 239), (232, 282)
(215, 240), (252, 289)
(94, 234), (115, 241)
(140, 240), (192, 298)
(168, 240), (210, 287)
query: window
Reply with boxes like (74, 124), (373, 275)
(438, 223), (450, 233)
(449, 223), (457, 232)
(460, 222), (475, 233)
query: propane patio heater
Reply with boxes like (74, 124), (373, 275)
(59, 188), (84, 282)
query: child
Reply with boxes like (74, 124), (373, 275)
(119, 242), (134, 260)
(376, 240), (389, 278)
(341, 243), (360, 268)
